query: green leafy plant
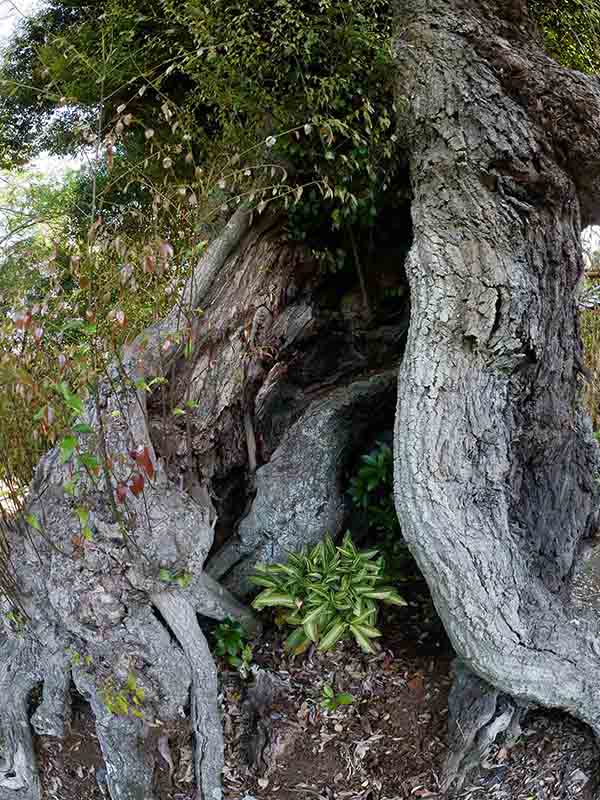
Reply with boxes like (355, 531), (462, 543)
(158, 568), (193, 589)
(3, 608), (27, 635)
(68, 649), (93, 670)
(101, 672), (145, 719)
(251, 533), (406, 655)
(349, 440), (397, 532)
(320, 683), (354, 712)
(213, 618), (253, 676)
(348, 441), (413, 577)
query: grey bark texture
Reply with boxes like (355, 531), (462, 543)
(393, 0), (600, 787)
(0, 212), (255, 800)
(7, 1), (600, 795)
(209, 369), (398, 596)
(0, 199), (408, 800)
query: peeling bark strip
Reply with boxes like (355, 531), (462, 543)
(394, 0), (600, 781)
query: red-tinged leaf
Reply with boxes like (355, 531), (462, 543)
(143, 254), (156, 274)
(129, 473), (145, 497)
(15, 311), (32, 331)
(116, 482), (128, 504)
(407, 673), (425, 700)
(135, 446), (155, 480)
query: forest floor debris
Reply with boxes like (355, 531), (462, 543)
(34, 603), (599, 800)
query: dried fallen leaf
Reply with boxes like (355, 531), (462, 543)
(407, 673), (425, 700)
(157, 734), (174, 781)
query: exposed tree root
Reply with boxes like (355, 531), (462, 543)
(73, 670), (156, 800)
(209, 370), (398, 595)
(152, 592), (223, 800)
(30, 651), (72, 739)
(443, 660), (527, 793)
(0, 211), (254, 800)
(0, 639), (42, 800)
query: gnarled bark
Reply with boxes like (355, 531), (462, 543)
(0, 196), (409, 799)
(393, 0), (600, 787)
(0, 212), (255, 800)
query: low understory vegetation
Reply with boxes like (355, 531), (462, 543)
(251, 532), (407, 655)
(213, 440), (434, 680)
(581, 277), (600, 433)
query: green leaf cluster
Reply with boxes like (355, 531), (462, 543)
(349, 441), (396, 529)
(101, 672), (145, 719)
(251, 533), (406, 655)
(158, 568), (193, 589)
(348, 440), (412, 580)
(530, 0), (600, 73)
(320, 683), (354, 712)
(213, 618), (253, 674)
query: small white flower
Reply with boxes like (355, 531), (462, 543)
(265, 136), (277, 148)
(218, 179), (226, 189)
(162, 157), (173, 169)
(145, 128), (154, 139)
(304, 123), (312, 135)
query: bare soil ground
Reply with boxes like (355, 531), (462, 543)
(35, 597), (600, 800)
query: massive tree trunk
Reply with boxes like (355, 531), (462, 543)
(0, 206), (409, 798)
(4, 1), (600, 797)
(394, 0), (600, 788)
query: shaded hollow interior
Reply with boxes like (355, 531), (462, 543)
(142, 186), (450, 651)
